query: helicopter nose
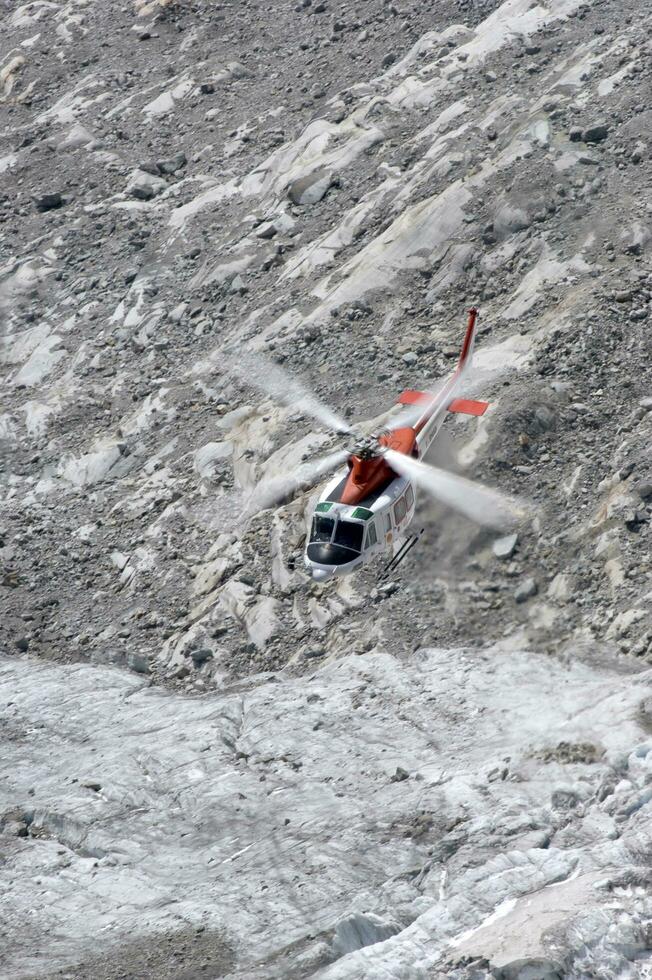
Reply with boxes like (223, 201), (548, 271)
(312, 568), (334, 582)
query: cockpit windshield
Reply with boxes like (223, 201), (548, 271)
(307, 515), (364, 567)
(310, 516), (334, 543)
(309, 516), (364, 554)
(333, 520), (363, 553)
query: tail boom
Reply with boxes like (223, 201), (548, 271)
(411, 307), (481, 450)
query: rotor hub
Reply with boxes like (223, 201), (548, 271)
(350, 435), (383, 460)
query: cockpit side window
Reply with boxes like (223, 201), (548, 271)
(310, 516), (334, 542)
(333, 520), (364, 553)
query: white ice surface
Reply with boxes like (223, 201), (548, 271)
(1, 646), (650, 978)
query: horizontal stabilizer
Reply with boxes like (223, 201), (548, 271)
(397, 390), (434, 405)
(448, 398), (489, 417)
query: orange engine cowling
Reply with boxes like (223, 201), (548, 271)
(338, 428), (417, 505)
(380, 427), (418, 456)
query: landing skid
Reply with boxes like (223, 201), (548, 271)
(380, 528), (424, 580)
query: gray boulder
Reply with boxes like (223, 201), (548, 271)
(493, 533), (518, 560)
(156, 152), (187, 175)
(288, 168), (338, 205)
(515, 578), (538, 603)
(34, 192), (63, 212)
(582, 121), (609, 144)
(126, 169), (167, 200)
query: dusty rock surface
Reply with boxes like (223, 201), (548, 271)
(1, 0), (652, 977)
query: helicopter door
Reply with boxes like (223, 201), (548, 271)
(393, 494), (407, 530)
(383, 511), (392, 546)
(405, 484), (414, 516)
(366, 520), (378, 550)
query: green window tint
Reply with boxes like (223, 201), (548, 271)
(315, 501), (334, 513)
(351, 507), (373, 520)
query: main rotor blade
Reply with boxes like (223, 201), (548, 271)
(242, 449), (349, 517)
(225, 351), (352, 435)
(384, 449), (528, 530)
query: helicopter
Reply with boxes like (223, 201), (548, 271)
(229, 308), (527, 583)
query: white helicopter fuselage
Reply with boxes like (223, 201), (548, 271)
(303, 397), (452, 581)
(305, 471), (416, 581)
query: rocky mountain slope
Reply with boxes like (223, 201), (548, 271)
(1, 0), (652, 977)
